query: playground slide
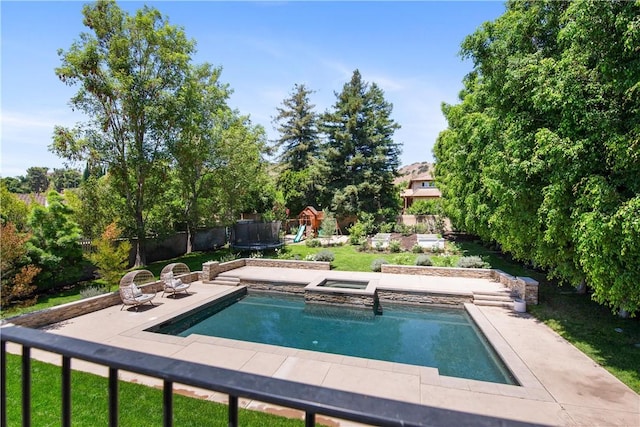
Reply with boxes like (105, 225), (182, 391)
(293, 225), (306, 243)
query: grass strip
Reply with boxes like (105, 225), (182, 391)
(4, 353), (304, 426)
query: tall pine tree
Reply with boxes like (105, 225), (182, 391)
(320, 70), (401, 217)
(273, 84), (321, 213)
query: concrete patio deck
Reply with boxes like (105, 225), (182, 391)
(6, 268), (639, 426)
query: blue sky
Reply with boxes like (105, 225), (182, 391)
(1, 1), (506, 177)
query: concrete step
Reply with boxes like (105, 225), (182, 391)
(473, 300), (515, 309)
(205, 275), (241, 286)
(473, 289), (514, 297)
(473, 294), (514, 302)
(216, 275), (241, 282)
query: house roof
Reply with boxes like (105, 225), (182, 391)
(401, 188), (442, 198)
(15, 193), (47, 206)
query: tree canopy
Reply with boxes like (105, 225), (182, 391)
(273, 83), (322, 214)
(434, 0), (640, 313)
(320, 70), (401, 217)
(51, 0), (269, 264)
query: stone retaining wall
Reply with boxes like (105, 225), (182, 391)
(305, 291), (377, 309)
(202, 258), (330, 281)
(242, 280), (307, 295)
(377, 289), (472, 307)
(381, 265), (494, 279)
(5, 277), (184, 329)
(245, 258), (331, 270)
(380, 264), (538, 304)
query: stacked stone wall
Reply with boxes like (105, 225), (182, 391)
(245, 258), (331, 270)
(379, 264), (538, 305)
(305, 292), (376, 309)
(381, 265), (493, 279)
(377, 290), (472, 307)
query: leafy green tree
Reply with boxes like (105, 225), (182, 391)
(27, 191), (83, 290)
(0, 182), (30, 230)
(435, 0), (640, 313)
(203, 115), (271, 225)
(65, 175), (122, 239)
(86, 222), (132, 290)
(25, 167), (50, 193)
(320, 70), (402, 217)
(51, 168), (82, 192)
(1, 176), (28, 193)
(51, 0), (195, 266)
(165, 63), (232, 252)
(273, 84), (322, 213)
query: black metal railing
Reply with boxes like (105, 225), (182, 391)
(1, 325), (544, 427)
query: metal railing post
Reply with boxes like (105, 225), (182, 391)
(1, 341), (6, 427)
(108, 367), (118, 427)
(22, 346), (31, 427)
(163, 380), (173, 427)
(228, 395), (238, 427)
(62, 356), (71, 427)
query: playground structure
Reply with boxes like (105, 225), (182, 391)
(297, 206), (324, 239)
(292, 206), (343, 242)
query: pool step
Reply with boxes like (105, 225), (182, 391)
(473, 290), (515, 308)
(205, 275), (242, 286)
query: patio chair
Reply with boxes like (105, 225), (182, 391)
(119, 283), (156, 311)
(161, 271), (191, 298)
(119, 270), (157, 311)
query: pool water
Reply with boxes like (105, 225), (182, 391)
(150, 292), (516, 384)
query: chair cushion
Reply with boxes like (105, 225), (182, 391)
(131, 284), (143, 297)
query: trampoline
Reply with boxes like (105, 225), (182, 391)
(230, 221), (283, 251)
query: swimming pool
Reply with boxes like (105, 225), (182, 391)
(149, 292), (516, 384)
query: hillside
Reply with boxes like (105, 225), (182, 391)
(394, 162), (433, 185)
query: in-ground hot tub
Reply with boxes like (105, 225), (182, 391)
(304, 277), (380, 312)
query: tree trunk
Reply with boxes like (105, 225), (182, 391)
(186, 222), (194, 254)
(134, 211), (146, 267)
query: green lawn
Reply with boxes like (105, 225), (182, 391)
(278, 242), (462, 272)
(4, 353), (303, 426)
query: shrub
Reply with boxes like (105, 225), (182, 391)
(219, 252), (240, 263)
(379, 222), (395, 233)
(85, 223), (131, 291)
(304, 254), (316, 261)
(392, 253), (413, 265)
(348, 212), (376, 244)
(414, 223), (429, 234)
(407, 199), (442, 215)
(249, 251), (263, 258)
(415, 255), (433, 266)
(393, 223), (413, 236)
(80, 285), (106, 299)
(278, 251), (301, 260)
(438, 256), (456, 267)
(306, 238), (321, 247)
(356, 242), (370, 252)
(389, 239), (402, 253)
(371, 258), (389, 272)
(312, 250), (335, 262)
(411, 244), (423, 254)
(429, 245), (444, 254)
(456, 256), (488, 268)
